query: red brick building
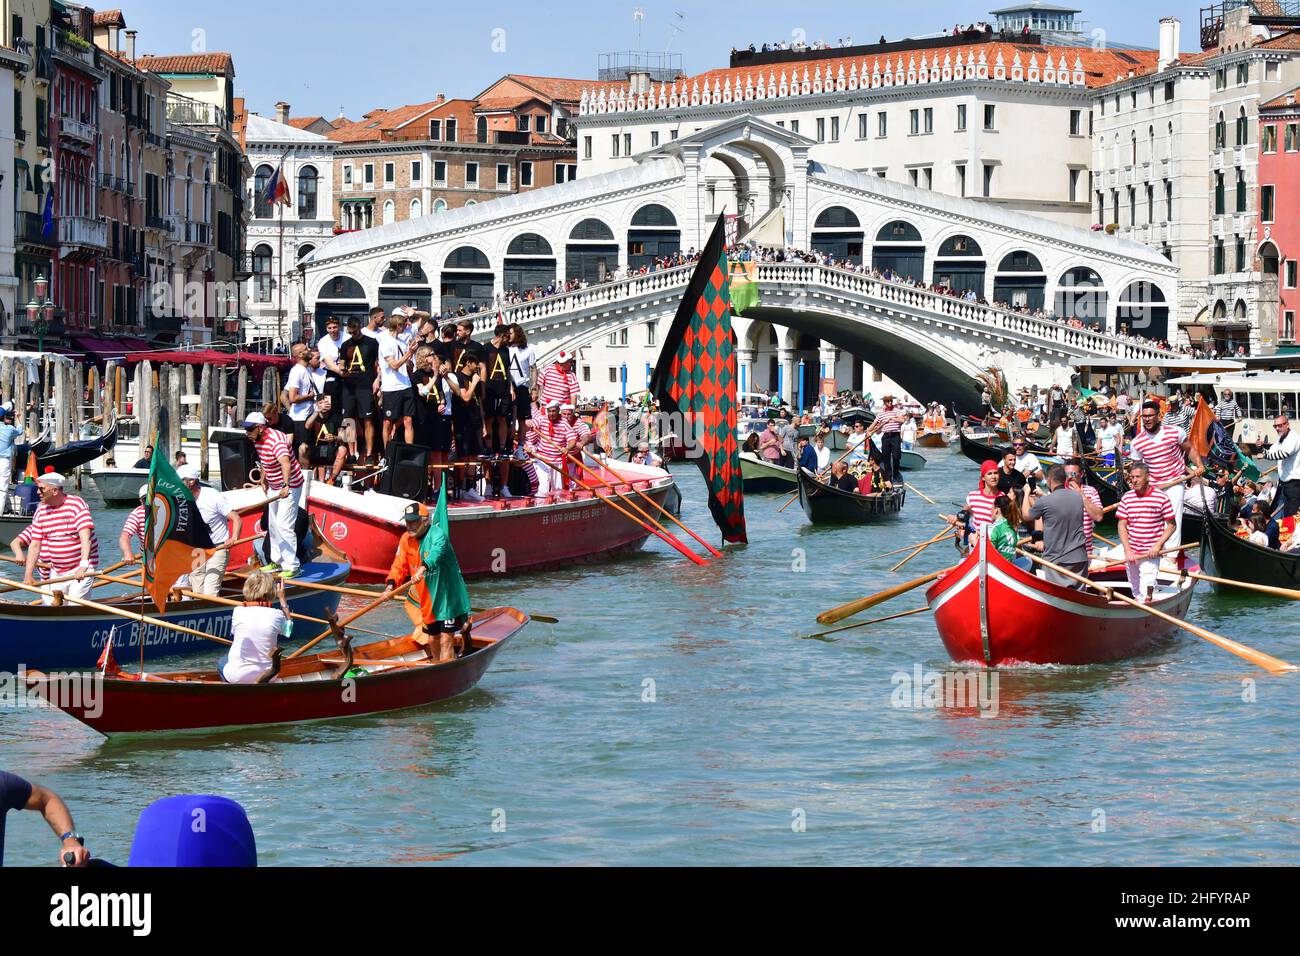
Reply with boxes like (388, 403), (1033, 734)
(1259, 86), (1300, 346)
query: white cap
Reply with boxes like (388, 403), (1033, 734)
(37, 472), (65, 488)
(178, 465), (201, 482)
(138, 483), (149, 498)
(243, 412), (268, 428)
(545, 399), (562, 410)
(560, 403), (576, 411)
(556, 351), (572, 363)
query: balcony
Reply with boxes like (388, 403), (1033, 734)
(59, 115), (95, 146)
(166, 94), (228, 130)
(170, 217), (212, 245)
(144, 131), (166, 149)
(52, 27), (95, 68)
(17, 211), (56, 247)
(58, 216), (108, 250)
(146, 214), (171, 233)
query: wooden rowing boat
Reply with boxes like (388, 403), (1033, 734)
(796, 468), (906, 525)
(739, 451), (797, 493)
(899, 449), (927, 471)
(1200, 511), (1300, 591)
(915, 430), (949, 449)
(25, 606), (528, 736)
(926, 532), (1196, 666)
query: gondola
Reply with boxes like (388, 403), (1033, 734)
(1200, 511), (1300, 591)
(26, 606), (529, 736)
(20, 418), (118, 477)
(796, 467), (906, 524)
(739, 451), (797, 493)
(926, 531), (1196, 666)
(957, 426), (1009, 465)
(1181, 509), (1205, 548)
(1083, 459), (1126, 510)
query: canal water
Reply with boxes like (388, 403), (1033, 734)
(3, 448), (1298, 866)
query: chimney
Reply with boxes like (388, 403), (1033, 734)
(125, 29), (137, 62)
(1158, 17), (1181, 72)
(436, 93), (445, 103)
(275, 101), (291, 124)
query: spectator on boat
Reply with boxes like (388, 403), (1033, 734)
(900, 413), (917, 451)
(1214, 389), (1240, 426)
(989, 494), (1032, 571)
(1027, 464), (1089, 588)
(383, 499), (472, 663)
(845, 419), (870, 464)
(1011, 439), (1044, 489)
(339, 316), (381, 464)
(222, 571), (290, 684)
(1095, 410), (1125, 466)
(316, 316), (346, 411)
(244, 412), (303, 579)
(1255, 414), (1300, 518)
(1185, 474), (1217, 518)
(1053, 414), (1076, 457)
(828, 459), (858, 493)
(118, 484), (149, 562)
(13, 473), (98, 606)
(180, 465), (241, 596)
(951, 461), (1002, 549)
(777, 418), (799, 468)
(1241, 513), (1271, 548)
(742, 433), (760, 455)
(631, 441), (663, 469)
(797, 435), (818, 473)
(1117, 462), (1176, 603)
(758, 420), (783, 464)
(378, 314), (420, 449)
(857, 459), (886, 496)
(0, 405), (20, 515)
(507, 324), (537, 452)
(1063, 459), (1105, 558)
(0, 771), (90, 867)
(482, 327), (517, 497)
(812, 433), (831, 471)
(133, 443), (154, 469)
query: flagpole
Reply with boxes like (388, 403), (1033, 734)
(277, 200), (285, 349)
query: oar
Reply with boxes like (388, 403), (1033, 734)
(0, 573), (232, 646)
(805, 606), (930, 640)
(1176, 569), (1300, 603)
(568, 453), (722, 558)
(904, 482), (937, 506)
(875, 528), (956, 559)
(890, 531), (952, 573)
(524, 450), (708, 566)
(288, 580), (416, 659)
(816, 566), (955, 626)
(1017, 550), (1296, 675)
(1100, 474), (1197, 516)
(247, 575), (561, 624)
(0, 555), (139, 595)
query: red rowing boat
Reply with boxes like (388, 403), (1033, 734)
(925, 533), (1196, 667)
(227, 461), (680, 583)
(25, 607), (528, 736)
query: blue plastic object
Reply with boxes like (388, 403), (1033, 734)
(128, 795), (257, 867)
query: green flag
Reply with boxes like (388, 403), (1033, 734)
(142, 412), (212, 611)
(417, 482), (470, 623)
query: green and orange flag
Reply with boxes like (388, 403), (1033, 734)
(651, 216), (747, 544)
(142, 412), (214, 611)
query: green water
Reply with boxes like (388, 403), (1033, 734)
(3, 450), (1298, 866)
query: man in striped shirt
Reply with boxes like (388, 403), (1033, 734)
(245, 412), (303, 578)
(1063, 460), (1105, 557)
(561, 403), (596, 484)
(1129, 400), (1203, 546)
(535, 352), (580, 409)
(1161, 395), (1193, 433)
(1214, 389), (1241, 427)
(1117, 461), (1176, 603)
(867, 396), (906, 487)
(525, 400), (574, 498)
(117, 484), (149, 562)
(12, 473), (99, 606)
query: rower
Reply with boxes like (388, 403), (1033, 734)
(1117, 461), (1176, 604)
(11, 473), (99, 606)
(535, 350), (580, 410)
(179, 465), (241, 596)
(525, 400), (574, 498)
(244, 412), (303, 579)
(382, 501), (472, 662)
(1027, 464), (1089, 589)
(866, 396), (905, 488)
(1128, 399), (1203, 545)
(221, 572), (290, 684)
(118, 483), (149, 562)
(561, 403), (597, 477)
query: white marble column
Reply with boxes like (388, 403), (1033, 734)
(778, 347), (797, 409)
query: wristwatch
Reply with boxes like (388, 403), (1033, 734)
(60, 831), (84, 845)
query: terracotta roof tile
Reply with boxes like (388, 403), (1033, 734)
(1259, 29), (1300, 50)
(93, 9), (125, 28)
(288, 116), (324, 129)
(137, 53), (234, 75)
(1261, 84), (1300, 110)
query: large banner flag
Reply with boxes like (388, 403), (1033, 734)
(142, 417), (214, 611)
(1189, 394), (1259, 481)
(651, 216), (747, 544)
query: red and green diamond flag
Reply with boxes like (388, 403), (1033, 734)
(651, 216), (747, 544)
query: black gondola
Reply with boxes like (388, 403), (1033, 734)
(20, 419), (118, 477)
(1083, 459), (1126, 510)
(796, 468), (906, 524)
(1181, 509), (1205, 548)
(1200, 511), (1300, 591)
(957, 426), (1008, 465)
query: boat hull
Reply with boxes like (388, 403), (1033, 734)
(899, 450), (926, 471)
(1200, 512), (1300, 591)
(0, 561), (349, 672)
(25, 608), (527, 736)
(926, 535), (1195, 666)
(915, 431), (949, 449)
(89, 468), (150, 505)
(740, 452), (797, 493)
(0, 514), (31, 549)
(797, 469), (906, 524)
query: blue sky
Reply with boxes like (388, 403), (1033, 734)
(121, 0), (1208, 121)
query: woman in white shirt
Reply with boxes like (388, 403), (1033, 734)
(222, 572), (291, 684)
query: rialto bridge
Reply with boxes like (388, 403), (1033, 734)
(300, 115), (1183, 406)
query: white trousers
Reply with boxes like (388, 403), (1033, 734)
(192, 546), (230, 596)
(0, 456), (11, 514)
(534, 460), (564, 497)
(1125, 558), (1161, 603)
(1165, 482), (1185, 547)
(267, 492), (299, 572)
(42, 570), (95, 607)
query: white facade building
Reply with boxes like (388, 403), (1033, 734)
(0, 49), (19, 342)
(244, 108), (336, 346)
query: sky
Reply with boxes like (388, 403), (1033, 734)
(120, 0), (1212, 121)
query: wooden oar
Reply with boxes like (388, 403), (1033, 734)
(250, 576), (560, 624)
(806, 606), (930, 640)
(875, 528), (955, 559)
(1100, 473), (1197, 516)
(288, 580), (416, 659)
(1178, 569), (1300, 602)
(568, 453), (723, 558)
(816, 566), (955, 626)
(524, 450), (708, 566)
(0, 555), (139, 595)
(1017, 550), (1296, 675)
(0, 574), (232, 646)
(905, 482), (937, 506)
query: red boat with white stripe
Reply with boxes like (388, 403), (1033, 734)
(226, 460), (681, 583)
(925, 532), (1197, 667)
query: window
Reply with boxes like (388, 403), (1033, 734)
(877, 112), (887, 138)
(445, 119), (457, 141)
(1267, 62), (1280, 82)
(1069, 168), (1082, 203)
(496, 163), (510, 188)
(789, 119), (799, 134)
(581, 366), (591, 383)
(517, 114), (531, 132)
(1069, 109), (1082, 135)
(433, 160), (447, 183)
(411, 160), (422, 183)
(429, 119), (442, 140)
(983, 104), (996, 130)
(1214, 239), (1225, 274)
(650, 130), (659, 147)
(465, 162), (478, 186)
(1128, 186), (1136, 224)
(382, 200), (395, 225)
(1215, 112), (1226, 149)
(1215, 172), (1225, 214)
(410, 198), (421, 218)
(364, 163), (374, 185)
(1262, 184), (1275, 223)
(1286, 311), (1295, 340)
(817, 117), (826, 142)
(909, 168), (919, 187)
(956, 164), (966, 197)
(384, 162), (394, 186)
(1236, 108), (1248, 147)
(1288, 260), (1299, 288)
(342, 165), (353, 187)
(909, 109), (919, 135)
(609, 368), (618, 384)
(1236, 169), (1247, 212)
(1131, 90), (1138, 109)
(858, 113), (868, 139)
(957, 104), (967, 131)
(536, 115), (547, 134)
(646, 323), (656, 346)
(612, 134), (620, 157)
(1236, 236), (1246, 272)
(1165, 180), (1173, 220)
(1286, 123), (1299, 152)
(297, 166), (318, 220)
(1146, 183), (1154, 222)
(1237, 63), (1249, 86)
(556, 163), (567, 184)
(923, 108), (932, 134)
(982, 163), (994, 197)
(520, 161), (533, 187)
(583, 135), (592, 160)
(1164, 81), (1174, 102)
(831, 116), (840, 141)
(1264, 124), (1278, 152)
(1215, 68), (1226, 90)
(624, 133), (632, 155)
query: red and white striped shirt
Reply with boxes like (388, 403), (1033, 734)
(536, 364), (579, 407)
(122, 504), (147, 544)
(1117, 487), (1175, 555)
(19, 494), (99, 575)
(253, 426), (304, 490)
(1079, 484), (1102, 554)
(566, 418), (591, 449)
(875, 409), (907, 434)
(528, 413), (575, 466)
(1129, 424), (1186, 485)
(965, 489), (999, 532)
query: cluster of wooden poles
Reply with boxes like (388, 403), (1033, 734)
(809, 468), (1298, 676)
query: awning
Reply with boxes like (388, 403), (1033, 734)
(1180, 324), (1211, 344)
(68, 334), (147, 362)
(123, 350), (294, 373)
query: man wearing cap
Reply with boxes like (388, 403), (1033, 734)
(180, 465), (242, 596)
(117, 483), (150, 562)
(383, 499), (472, 663)
(525, 400), (574, 497)
(536, 351), (580, 410)
(561, 403), (597, 481)
(12, 473), (99, 605)
(866, 396), (906, 487)
(244, 412), (303, 578)
(0, 404), (21, 515)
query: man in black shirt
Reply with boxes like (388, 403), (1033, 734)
(338, 316), (380, 463)
(481, 325), (515, 497)
(133, 444), (154, 469)
(828, 460), (859, 493)
(1, 770), (90, 867)
(452, 319), (482, 375)
(996, 449), (1028, 497)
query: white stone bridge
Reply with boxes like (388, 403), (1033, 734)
(301, 115), (1183, 406)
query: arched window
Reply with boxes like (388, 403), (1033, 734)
(1236, 106), (1248, 147)
(812, 206), (865, 264)
(1131, 130), (1137, 166)
(876, 220), (922, 242)
(296, 243), (316, 264)
(1215, 110), (1226, 149)
(505, 234), (557, 292)
(1234, 299), (1248, 321)
(570, 218), (615, 241)
(871, 220), (924, 279)
(628, 205), (681, 269)
(433, 199), (448, 213)
(297, 165), (318, 220)
(630, 204), (678, 227)
(1117, 281), (1169, 340)
(507, 233), (553, 256)
(1261, 240), (1280, 275)
(937, 235), (982, 257)
(444, 247), (490, 270)
(568, 219), (619, 282)
(442, 247), (493, 313)
(815, 206), (861, 229)
(933, 236), (986, 296)
(1212, 300), (1228, 320)
(994, 251), (1046, 310)
(380, 260), (433, 314)
(254, 164), (273, 219)
(382, 199), (395, 225)
(382, 260), (430, 284)
(251, 244), (273, 303)
(1055, 266), (1108, 329)
(410, 198), (422, 219)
